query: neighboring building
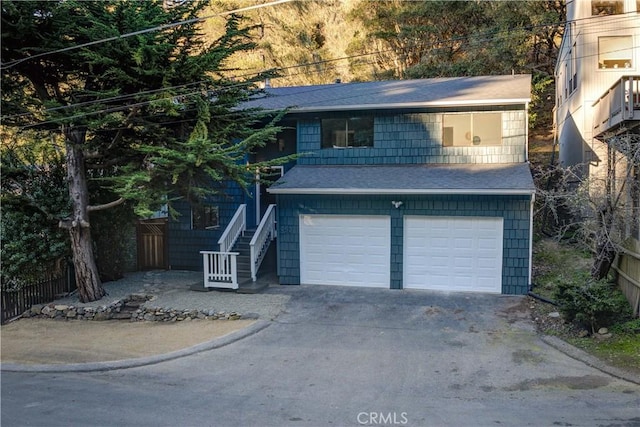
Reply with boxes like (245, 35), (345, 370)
(555, 0), (640, 236)
(164, 75), (535, 295)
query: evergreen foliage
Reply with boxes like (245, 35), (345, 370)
(1, 0), (288, 301)
(0, 138), (71, 287)
(554, 274), (634, 333)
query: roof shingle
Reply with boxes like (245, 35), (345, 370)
(246, 75), (531, 112)
(268, 164), (536, 195)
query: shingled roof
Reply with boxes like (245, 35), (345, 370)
(246, 74), (531, 112)
(267, 163), (535, 195)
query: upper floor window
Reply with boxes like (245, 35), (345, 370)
(321, 116), (373, 148)
(192, 205), (219, 230)
(598, 36), (633, 69)
(442, 113), (502, 147)
(569, 44), (578, 94)
(592, 0), (624, 15)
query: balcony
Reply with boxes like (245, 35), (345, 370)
(593, 75), (640, 139)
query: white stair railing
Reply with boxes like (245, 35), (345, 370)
(218, 204), (246, 252)
(249, 204), (277, 281)
(200, 251), (239, 289)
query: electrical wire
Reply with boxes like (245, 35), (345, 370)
(0, 0), (294, 70)
(3, 5), (639, 126)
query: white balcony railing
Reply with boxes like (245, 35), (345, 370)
(593, 75), (640, 138)
(249, 204), (277, 281)
(218, 204), (246, 252)
(200, 251), (239, 289)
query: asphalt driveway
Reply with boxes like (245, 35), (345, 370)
(2, 285), (639, 427)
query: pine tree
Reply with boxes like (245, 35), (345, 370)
(1, 0), (285, 302)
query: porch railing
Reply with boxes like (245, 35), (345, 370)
(218, 204), (246, 252)
(200, 251), (239, 289)
(250, 204), (277, 282)
(593, 75), (640, 138)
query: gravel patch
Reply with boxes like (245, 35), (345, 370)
(53, 270), (290, 320)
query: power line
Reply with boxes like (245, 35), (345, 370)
(4, 6), (638, 126)
(0, 0), (293, 70)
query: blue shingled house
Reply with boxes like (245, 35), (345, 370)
(165, 74), (535, 294)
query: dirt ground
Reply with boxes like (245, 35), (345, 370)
(0, 318), (253, 365)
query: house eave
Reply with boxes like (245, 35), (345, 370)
(276, 99), (530, 114)
(268, 188), (536, 196)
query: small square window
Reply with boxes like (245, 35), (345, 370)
(192, 205), (219, 230)
(321, 116), (373, 148)
(598, 36), (633, 69)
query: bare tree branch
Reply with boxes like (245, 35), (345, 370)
(87, 197), (125, 212)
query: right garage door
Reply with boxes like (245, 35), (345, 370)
(403, 216), (503, 293)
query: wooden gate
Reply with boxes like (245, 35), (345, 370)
(137, 218), (169, 270)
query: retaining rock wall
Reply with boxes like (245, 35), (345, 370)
(21, 294), (244, 322)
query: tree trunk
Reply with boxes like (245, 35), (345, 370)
(64, 130), (105, 303)
(591, 240), (615, 281)
(69, 222), (105, 302)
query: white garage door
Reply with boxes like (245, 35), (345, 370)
(404, 216), (503, 293)
(299, 215), (390, 287)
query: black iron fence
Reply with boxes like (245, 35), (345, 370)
(1, 267), (76, 324)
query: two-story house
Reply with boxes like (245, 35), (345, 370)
(555, 0), (640, 236)
(195, 74), (535, 295)
(159, 75), (534, 294)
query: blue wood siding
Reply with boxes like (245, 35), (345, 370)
(276, 194), (531, 294)
(297, 111), (527, 165)
(168, 180), (254, 270)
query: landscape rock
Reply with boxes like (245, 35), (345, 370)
(594, 332), (613, 340)
(20, 294), (249, 324)
(93, 312), (110, 321)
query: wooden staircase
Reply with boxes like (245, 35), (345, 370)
(230, 230), (272, 294)
(197, 204), (276, 293)
(232, 230), (254, 286)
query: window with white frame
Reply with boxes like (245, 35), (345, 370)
(321, 116), (374, 148)
(592, 0), (624, 15)
(569, 43), (578, 94)
(192, 205), (219, 230)
(598, 36), (633, 69)
(442, 113), (502, 147)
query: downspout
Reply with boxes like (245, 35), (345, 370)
(255, 168), (261, 226)
(525, 101), (530, 162)
(528, 192), (535, 292)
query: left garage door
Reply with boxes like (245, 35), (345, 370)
(299, 215), (391, 287)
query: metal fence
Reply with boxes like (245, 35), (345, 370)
(1, 267), (75, 324)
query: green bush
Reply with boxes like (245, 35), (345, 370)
(611, 318), (640, 334)
(554, 274), (633, 333)
(1, 145), (71, 288)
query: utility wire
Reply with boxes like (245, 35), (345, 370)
(4, 8), (639, 125)
(0, 0), (293, 70)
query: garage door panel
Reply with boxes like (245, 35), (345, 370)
(300, 215), (390, 288)
(404, 216), (503, 293)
